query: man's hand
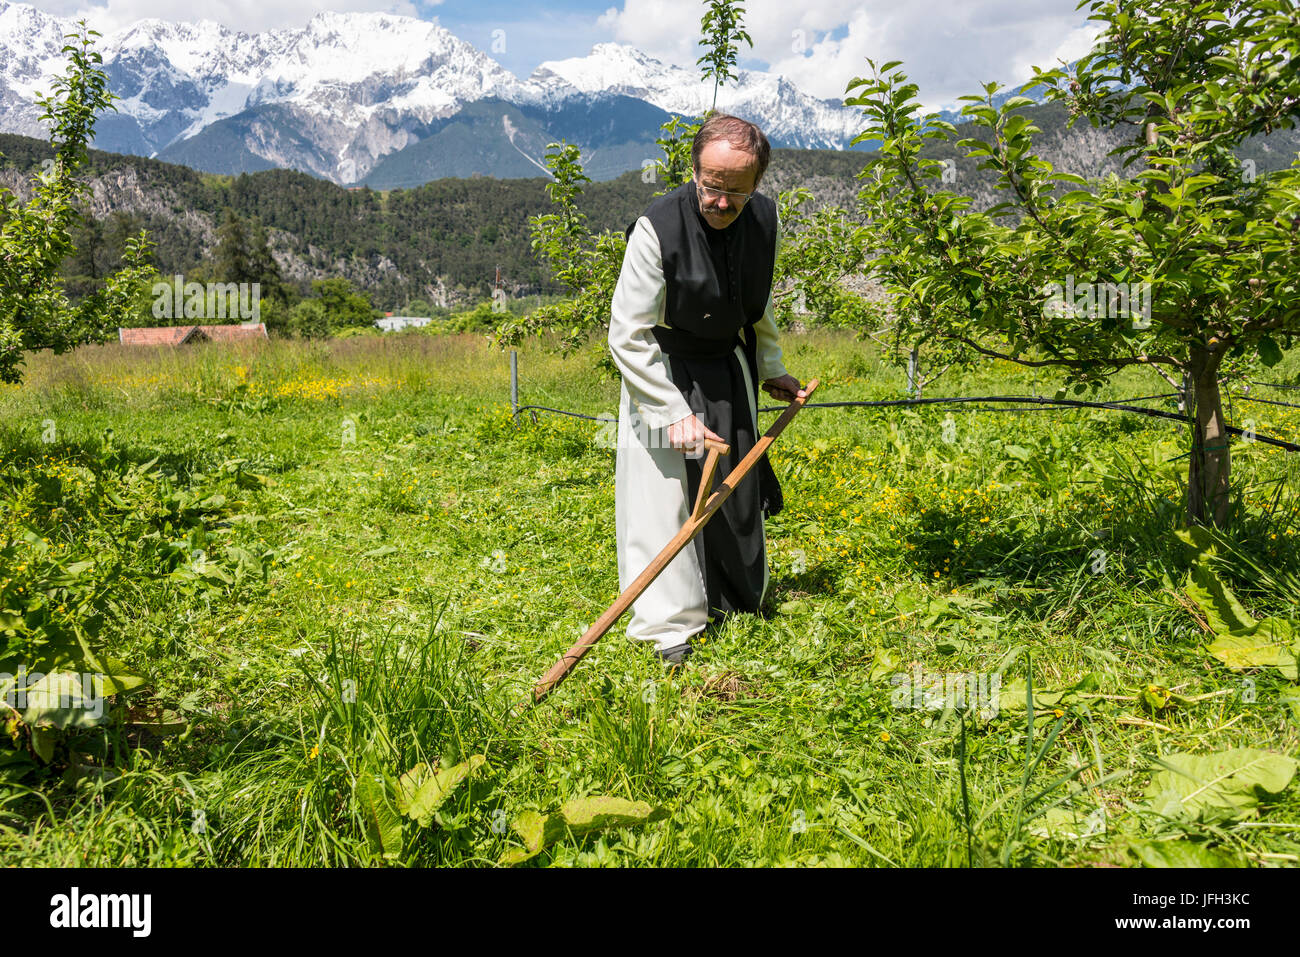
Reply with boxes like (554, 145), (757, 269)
(761, 374), (807, 403)
(666, 413), (724, 458)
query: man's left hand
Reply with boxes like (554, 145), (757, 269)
(761, 374), (806, 403)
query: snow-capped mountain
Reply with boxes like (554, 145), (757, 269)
(0, 1), (879, 185)
(529, 43), (867, 150)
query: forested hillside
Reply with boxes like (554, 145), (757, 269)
(1, 98), (1295, 312)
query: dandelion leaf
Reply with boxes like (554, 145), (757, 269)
(868, 648), (900, 683)
(1172, 526), (1219, 565)
(1183, 563), (1299, 679)
(499, 797), (665, 865)
(1206, 620), (1298, 680)
(1129, 839), (1242, 868)
(1145, 748), (1297, 822)
(1185, 562), (1258, 635)
(356, 773), (403, 860)
(396, 755), (486, 827)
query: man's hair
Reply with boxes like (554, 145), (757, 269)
(691, 113), (771, 188)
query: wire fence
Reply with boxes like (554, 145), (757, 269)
(1247, 378), (1300, 392)
(513, 386), (1300, 453)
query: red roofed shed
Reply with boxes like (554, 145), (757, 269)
(119, 323), (269, 346)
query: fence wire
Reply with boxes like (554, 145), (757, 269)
(515, 390), (1300, 453)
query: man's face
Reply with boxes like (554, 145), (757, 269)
(694, 140), (758, 230)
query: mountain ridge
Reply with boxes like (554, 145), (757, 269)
(0, 0), (1037, 186)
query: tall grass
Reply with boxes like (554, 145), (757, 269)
(0, 329), (1296, 866)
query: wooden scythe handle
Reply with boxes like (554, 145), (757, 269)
(530, 378), (820, 705)
(691, 439), (729, 522)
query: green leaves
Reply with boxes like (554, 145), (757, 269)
(355, 756), (487, 859)
(1257, 336), (1283, 366)
(499, 796), (666, 865)
(697, 0), (753, 112)
(997, 673), (1100, 714)
(1145, 748), (1297, 822)
(1176, 528), (1300, 680)
(1128, 838), (1242, 867)
(356, 772), (403, 861)
(502, 139), (626, 358)
(395, 755), (486, 828)
(847, 2), (1300, 532)
(1, 20), (124, 385)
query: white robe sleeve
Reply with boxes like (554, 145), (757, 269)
(608, 216), (694, 430)
(752, 212), (788, 382)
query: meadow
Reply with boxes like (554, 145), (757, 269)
(1, 326), (1298, 867)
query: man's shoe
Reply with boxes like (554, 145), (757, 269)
(654, 642), (693, 667)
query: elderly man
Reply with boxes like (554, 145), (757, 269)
(608, 112), (805, 666)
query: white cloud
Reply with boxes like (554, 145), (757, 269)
(594, 0), (1105, 112)
(26, 0), (429, 36)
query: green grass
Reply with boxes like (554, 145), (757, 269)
(0, 327), (1297, 867)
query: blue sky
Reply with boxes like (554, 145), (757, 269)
(32, 0), (1102, 110)
(417, 0), (618, 80)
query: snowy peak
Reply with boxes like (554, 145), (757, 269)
(531, 42), (683, 98)
(532, 42), (867, 149)
(0, 0), (871, 182)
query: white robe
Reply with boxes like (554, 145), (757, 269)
(607, 212), (789, 651)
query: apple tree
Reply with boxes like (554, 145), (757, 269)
(0, 22), (156, 385)
(845, 0), (1299, 528)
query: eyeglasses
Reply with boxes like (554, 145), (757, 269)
(693, 175), (754, 209)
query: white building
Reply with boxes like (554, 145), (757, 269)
(375, 316), (435, 332)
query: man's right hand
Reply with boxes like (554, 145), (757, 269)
(666, 413), (724, 458)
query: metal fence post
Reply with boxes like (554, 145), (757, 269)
(510, 350), (519, 422)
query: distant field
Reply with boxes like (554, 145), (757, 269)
(1, 328), (1297, 866)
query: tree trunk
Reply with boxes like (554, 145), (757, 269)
(1185, 346), (1231, 529)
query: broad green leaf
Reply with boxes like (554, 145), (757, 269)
(1279, 688), (1300, 720)
(1129, 839), (1241, 868)
(1257, 337), (1283, 367)
(17, 671), (112, 729)
(363, 544), (400, 558)
(936, 637), (972, 655)
(94, 660), (146, 697)
(1027, 806), (1105, 841)
(1206, 620), (1298, 680)
(869, 648), (900, 683)
(395, 755), (486, 827)
(499, 796), (665, 865)
(356, 773), (403, 860)
(1003, 444), (1032, 462)
(1185, 562), (1258, 635)
(560, 795), (659, 832)
(30, 727), (58, 764)
(997, 673), (1098, 713)
(998, 679), (1064, 712)
(1183, 561), (1299, 679)
(1172, 526), (1219, 564)
(1145, 748), (1297, 822)
(500, 810), (549, 865)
